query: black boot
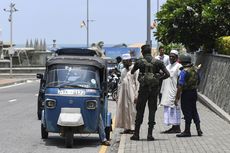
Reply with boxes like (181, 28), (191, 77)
(196, 123), (203, 136)
(173, 125), (181, 133)
(147, 127), (155, 141)
(130, 125), (140, 141)
(160, 126), (174, 134)
(176, 123), (191, 137)
(161, 125), (181, 134)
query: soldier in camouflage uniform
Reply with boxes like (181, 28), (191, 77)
(175, 54), (203, 137)
(130, 45), (170, 141)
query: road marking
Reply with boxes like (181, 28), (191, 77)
(99, 145), (107, 153)
(112, 116), (116, 132)
(26, 80), (33, 83)
(8, 99), (17, 103)
(99, 117), (115, 153)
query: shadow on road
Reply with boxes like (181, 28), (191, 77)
(43, 134), (101, 148)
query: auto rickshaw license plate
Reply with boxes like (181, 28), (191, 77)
(58, 89), (85, 96)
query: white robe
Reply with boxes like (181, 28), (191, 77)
(115, 65), (139, 130)
(160, 62), (182, 107)
(160, 62), (182, 125)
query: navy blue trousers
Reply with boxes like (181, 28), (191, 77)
(181, 89), (200, 125)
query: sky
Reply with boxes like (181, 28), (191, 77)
(0, 0), (166, 46)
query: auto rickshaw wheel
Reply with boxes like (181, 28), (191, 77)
(41, 124), (48, 139)
(37, 97), (42, 120)
(65, 129), (74, 148)
(37, 112), (41, 120)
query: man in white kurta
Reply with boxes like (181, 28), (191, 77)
(155, 46), (170, 66)
(160, 50), (182, 133)
(155, 46), (170, 103)
(115, 54), (139, 134)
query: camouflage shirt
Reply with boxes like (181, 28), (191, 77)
(131, 54), (166, 88)
(178, 66), (200, 90)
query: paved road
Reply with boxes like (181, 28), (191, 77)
(2, 80), (230, 153)
(0, 81), (114, 153)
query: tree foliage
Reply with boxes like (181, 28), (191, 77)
(202, 0), (230, 52)
(154, 0), (230, 53)
(161, 43), (184, 55)
(216, 36), (230, 55)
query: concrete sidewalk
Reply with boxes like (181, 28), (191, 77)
(115, 101), (230, 153)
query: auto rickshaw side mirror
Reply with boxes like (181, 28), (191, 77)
(37, 73), (46, 87)
(37, 73), (43, 79)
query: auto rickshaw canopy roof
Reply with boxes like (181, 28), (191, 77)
(55, 48), (98, 56)
(46, 55), (107, 69)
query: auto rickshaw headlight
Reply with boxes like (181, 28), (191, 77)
(86, 100), (97, 110)
(46, 99), (56, 109)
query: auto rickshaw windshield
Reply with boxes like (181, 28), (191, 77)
(46, 65), (100, 89)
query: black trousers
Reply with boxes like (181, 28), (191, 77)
(181, 89), (200, 125)
(158, 79), (163, 103)
(135, 87), (158, 128)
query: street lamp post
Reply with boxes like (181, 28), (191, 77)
(156, 0), (159, 50)
(146, 0), (152, 47)
(81, 0), (95, 48)
(4, 2), (18, 77)
(86, 0), (89, 48)
(0, 28), (3, 59)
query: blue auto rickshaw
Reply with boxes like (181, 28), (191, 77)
(39, 48), (112, 148)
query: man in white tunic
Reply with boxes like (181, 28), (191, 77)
(155, 46), (170, 102)
(115, 53), (139, 134)
(155, 46), (170, 66)
(160, 50), (182, 133)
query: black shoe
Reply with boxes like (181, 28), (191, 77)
(130, 135), (139, 141)
(161, 128), (174, 134)
(197, 130), (203, 136)
(173, 125), (181, 133)
(147, 136), (155, 141)
(162, 129), (181, 134)
(176, 131), (191, 137)
(174, 129), (181, 133)
(161, 126), (181, 134)
(129, 130), (135, 134)
(171, 128), (181, 133)
(120, 129), (135, 134)
(120, 129), (129, 134)
(101, 140), (110, 146)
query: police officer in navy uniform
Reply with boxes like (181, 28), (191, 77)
(175, 53), (203, 137)
(130, 44), (170, 141)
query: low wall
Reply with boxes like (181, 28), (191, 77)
(29, 51), (52, 66)
(0, 67), (45, 73)
(195, 53), (230, 115)
(1, 50), (52, 67)
(0, 60), (10, 68)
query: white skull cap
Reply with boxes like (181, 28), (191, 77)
(122, 53), (131, 60)
(170, 49), (178, 55)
